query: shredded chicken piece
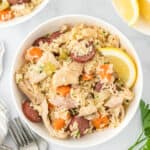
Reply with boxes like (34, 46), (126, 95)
(26, 71), (47, 84)
(95, 90), (111, 101)
(26, 52), (60, 84)
(85, 113), (99, 120)
(41, 100), (68, 139)
(119, 105), (125, 121)
(37, 51), (60, 68)
(120, 88), (134, 101)
(49, 95), (77, 109)
(52, 62), (83, 88)
(18, 80), (45, 104)
(105, 95), (123, 108)
(79, 105), (97, 116)
(113, 105), (125, 121)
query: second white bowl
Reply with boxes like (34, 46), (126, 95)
(0, 0), (50, 28)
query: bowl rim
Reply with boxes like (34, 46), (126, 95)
(0, 0), (50, 28)
(10, 14), (143, 148)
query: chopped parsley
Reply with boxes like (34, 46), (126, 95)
(128, 100), (150, 150)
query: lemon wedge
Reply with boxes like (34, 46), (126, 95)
(99, 48), (137, 88)
(139, 0), (150, 22)
(0, 0), (10, 11)
(113, 0), (139, 25)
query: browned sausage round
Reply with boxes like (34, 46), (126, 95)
(94, 82), (103, 92)
(70, 42), (96, 63)
(33, 31), (61, 46)
(8, 0), (30, 5)
(22, 100), (42, 123)
(32, 37), (51, 46)
(49, 31), (61, 42)
(69, 116), (89, 136)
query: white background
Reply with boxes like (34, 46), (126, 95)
(0, 0), (149, 149)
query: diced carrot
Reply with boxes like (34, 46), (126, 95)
(56, 85), (71, 97)
(48, 103), (54, 110)
(28, 47), (43, 58)
(82, 73), (94, 81)
(98, 64), (113, 81)
(92, 116), (109, 129)
(92, 117), (101, 129)
(106, 74), (112, 81)
(100, 116), (109, 125)
(25, 47), (43, 61)
(100, 64), (110, 72)
(99, 72), (105, 80)
(0, 9), (14, 22)
(99, 72), (112, 81)
(52, 118), (65, 130)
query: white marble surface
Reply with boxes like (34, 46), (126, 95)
(0, 0), (149, 149)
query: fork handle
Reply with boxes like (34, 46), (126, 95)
(0, 144), (12, 150)
(19, 142), (39, 150)
(0, 42), (5, 78)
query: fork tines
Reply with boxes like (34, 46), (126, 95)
(8, 118), (36, 147)
(0, 145), (12, 150)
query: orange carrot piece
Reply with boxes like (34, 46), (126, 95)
(82, 74), (94, 81)
(92, 117), (101, 129)
(56, 85), (71, 97)
(106, 74), (112, 81)
(100, 116), (109, 125)
(92, 116), (109, 129)
(48, 103), (54, 110)
(52, 118), (65, 130)
(100, 64), (110, 72)
(98, 64), (112, 81)
(28, 47), (43, 58)
(25, 47), (43, 61)
(0, 9), (14, 21)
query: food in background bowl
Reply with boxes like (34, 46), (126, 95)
(0, 0), (43, 22)
(139, 0), (150, 22)
(15, 23), (137, 139)
(112, 0), (150, 35)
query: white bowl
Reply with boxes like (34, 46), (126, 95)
(11, 15), (143, 148)
(133, 17), (150, 36)
(0, 0), (49, 28)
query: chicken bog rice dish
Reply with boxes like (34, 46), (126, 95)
(0, 0), (42, 22)
(15, 24), (135, 139)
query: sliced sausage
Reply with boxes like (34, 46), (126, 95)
(70, 43), (96, 63)
(94, 82), (103, 92)
(32, 37), (51, 47)
(33, 31), (61, 46)
(8, 0), (30, 5)
(22, 100), (42, 123)
(49, 31), (61, 42)
(69, 116), (89, 136)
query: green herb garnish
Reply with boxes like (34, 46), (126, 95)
(69, 108), (78, 116)
(128, 100), (150, 150)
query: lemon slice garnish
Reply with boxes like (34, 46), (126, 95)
(113, 0), (139, 25)
(139, 0), (150, 22)
(100, 48), (137, 88)
(0, 0), (10, 11)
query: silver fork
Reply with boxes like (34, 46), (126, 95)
(8, 118), (39, 150)
(0, 41), (5, 78)
(0, 144), (12, 150)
